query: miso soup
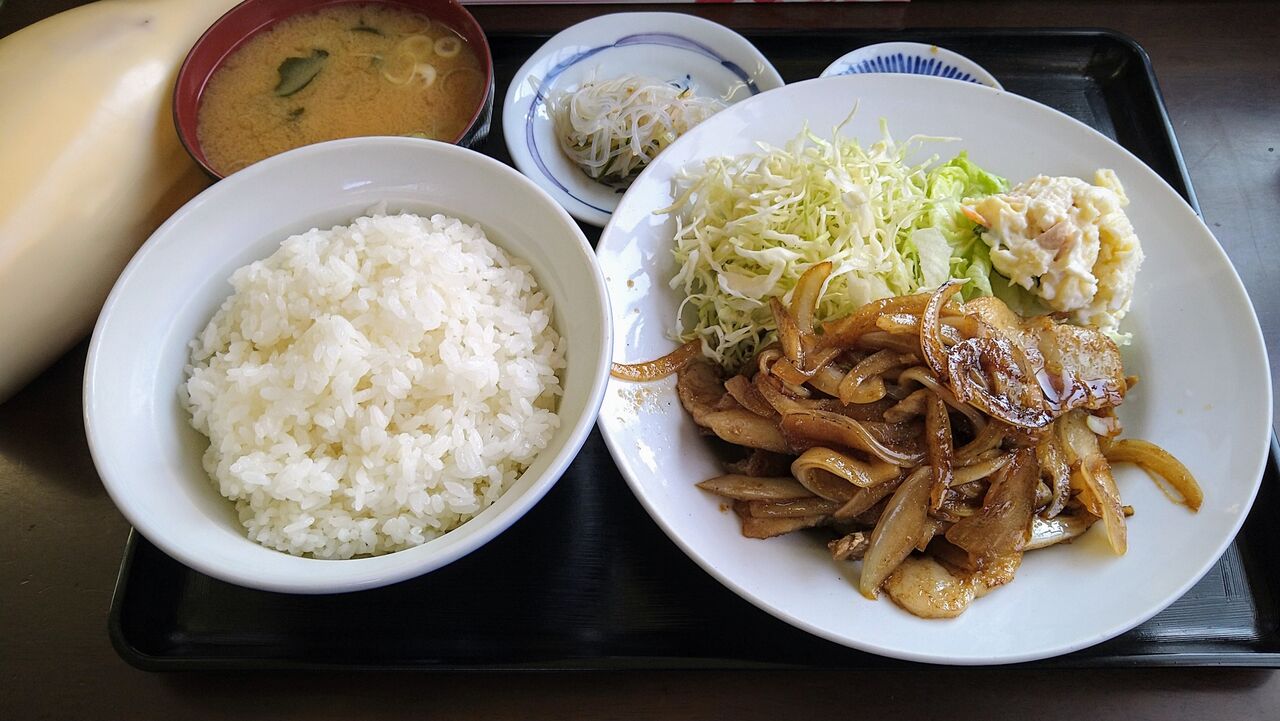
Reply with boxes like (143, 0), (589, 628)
(197, 4), (485, 175)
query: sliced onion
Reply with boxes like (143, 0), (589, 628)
(818, 293), (932, 350)
(950, 478), (987, 500)
(740, 514), (828, 539)
(832, 397), (901, 423)
(933, 496), (980, 521)
(859, 466), (932, 598)
(916, 518), (947, 552)
(791, 261), (833, 335)
(884, 388), (930, 423)
(925, 392), (954, 510)
(834, 476), (901, 519)
(874, 313), (920, 334)
(1036, 433), (1072, 518)
(864, 418), (925, 449)
(780, 378), (811, 398)
(842, 376), (885, 405)
(1104, 438), (1203, 511)
(955, 420), (1005, 464)
(779, 409), (925, 466)
(1034, 480), (1053, 509)
(946, 314), (984, 340)
(857, 331), (920, 355)
(755, 373), (888, 421)
(951, 453), (1011, 485)
(724, 375), (777, 418)
(883, 381), (913, 400)
(756, 346), (783, 378)
(838, 349), (906, 404)
(875, 314), (967, 344)
(807, 363), (847, 398)
(748, 497), (841, 518)
(1057, 411), (1127, 554)
(793, 447), (898, 490)
(791, 467), (857, 502)
(611, 339), (701, 381)
(1086, 413), (1124, 438)
(754, 373), (807, 415)
(944, 448), (1039, 561)
(696, 474), (812, 501)
(772, 348), (840, 385)
(921, 280), (966, 381)
(703, 409), (792, 454)
(897, 366), (986, 431)
(767, 358), (806, 386)
(770, 297), (804, 367)
(803, 345), (842, 375)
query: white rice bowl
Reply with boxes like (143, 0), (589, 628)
(182, 212), (565, 559)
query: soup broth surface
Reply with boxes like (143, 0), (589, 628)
(198, 4), (485, 174)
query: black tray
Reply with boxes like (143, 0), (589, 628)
(109, 28), (1280, 670)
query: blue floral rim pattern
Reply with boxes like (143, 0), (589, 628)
(525, 32), (762, 214)
(837, 53), (981, 84)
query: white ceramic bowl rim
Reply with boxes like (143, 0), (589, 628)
(503, 12), (785, 226)
(84, 137), (613, 594)
(821, 41), (1003, 90)
(523, 32), (766, 214)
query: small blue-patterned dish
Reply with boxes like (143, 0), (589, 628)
(502, 12), (784, 226)
(820, 42), (1002, 90)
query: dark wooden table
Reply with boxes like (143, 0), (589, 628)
(2, 1), (1277, 719)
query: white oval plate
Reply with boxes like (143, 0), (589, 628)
(596, 74), (1272, 665)
(820, 41), (1002, 89)
(502, 12), (784, 227)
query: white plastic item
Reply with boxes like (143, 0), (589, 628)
(0, 0), (240, 403)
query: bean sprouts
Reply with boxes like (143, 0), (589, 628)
(550, 74), (725, 185)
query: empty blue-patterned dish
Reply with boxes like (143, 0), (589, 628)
(820, 42), (1002, 89)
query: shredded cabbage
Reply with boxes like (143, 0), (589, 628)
(664, 121), (1013, 370)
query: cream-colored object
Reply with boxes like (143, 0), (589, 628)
(0, 0), (238, 403)
(967, 170), (1143, 338)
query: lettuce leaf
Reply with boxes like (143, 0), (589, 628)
(914, 153), (1004, 296)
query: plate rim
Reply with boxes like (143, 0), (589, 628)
(595, 73), (1273, 665)
(501, 11), (785, 227)
(818, 41), (1003, 90)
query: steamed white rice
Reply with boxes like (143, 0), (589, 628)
(181, 212), (565, 559)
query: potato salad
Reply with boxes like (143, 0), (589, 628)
(965, 170), (1143, 340)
